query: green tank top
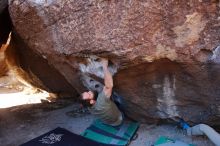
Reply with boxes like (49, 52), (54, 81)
(90, 90), (122, 126)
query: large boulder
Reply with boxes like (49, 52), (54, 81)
(9, 0), (220, 125)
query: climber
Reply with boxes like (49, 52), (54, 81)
(180, 120), (220, 146)
(81, 58), (123, 126)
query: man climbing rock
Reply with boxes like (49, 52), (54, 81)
(81, 58), (123, 126)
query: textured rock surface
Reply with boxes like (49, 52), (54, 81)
(8, 0), (220, 125)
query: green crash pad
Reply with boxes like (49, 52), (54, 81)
(154, 136), (195, 146)
(81, 119), (139, 146)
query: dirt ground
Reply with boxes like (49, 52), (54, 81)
(0, 102), (214, 146)
(0, 76), (215, 146)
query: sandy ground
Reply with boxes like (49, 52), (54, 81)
(0, 76), (215, 146)
(0, 102), (214, 146)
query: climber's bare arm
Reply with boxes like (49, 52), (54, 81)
(101, 58), (113, 98)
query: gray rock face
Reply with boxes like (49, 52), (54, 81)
(114, 59), (220, 125)
(8, 0), (220, 125)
